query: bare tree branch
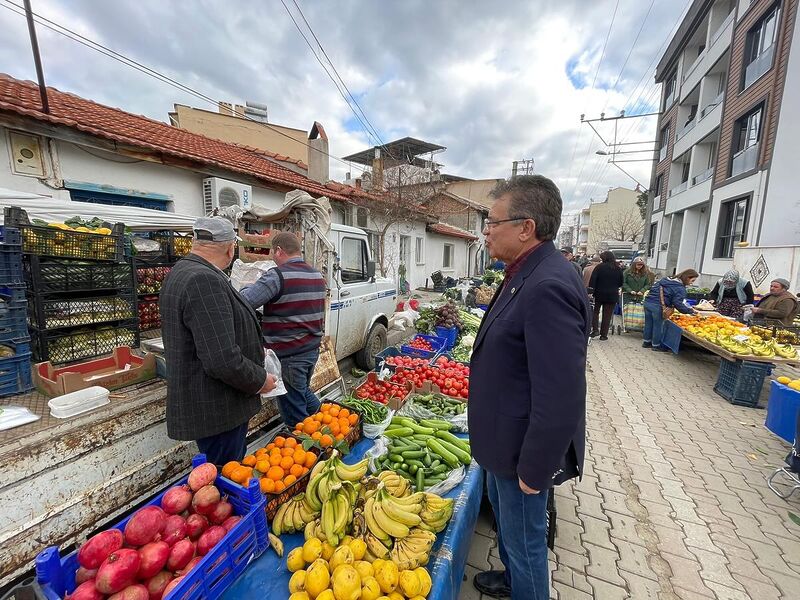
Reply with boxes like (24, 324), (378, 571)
(591, 206), (645, 251)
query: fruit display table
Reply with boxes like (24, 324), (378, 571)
(220, 435), (484, 600)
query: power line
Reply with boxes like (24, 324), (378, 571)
(0, 0), (371, 176)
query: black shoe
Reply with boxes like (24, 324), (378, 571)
(599, 335), (609, 341)
(589, 331), (599, 338)
(474, 570), (512, 598)
(652, 346), (670, 352)
(642, 341), (652, 348)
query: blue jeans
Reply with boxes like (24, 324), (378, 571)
(279, 349), (321, 427)
(486, 471), (550, 600)
(643, 303), (665, 347)
(196, 422), (248, 465)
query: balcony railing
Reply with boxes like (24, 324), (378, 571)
(731, 144), (759, 176)
(744, 45), (775, 89)
(691, 167), (714, 186)
(683, 50), (706, 81)
(700, 91), (724, 119)
(659, 146), (668, 162)
(711, 11), (735, 47)
(669, 181), (689, 197)
(652, 194), (662, 208)
(676, 118), (697, 141)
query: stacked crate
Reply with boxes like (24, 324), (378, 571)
(4, 208), (140, 365)
(0, 225), (34, 396)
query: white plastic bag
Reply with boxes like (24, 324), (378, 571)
(365, 435), (391, 473)
(261, 349), (287, 398)
(229, 258), (277, 291)
(362, 408), (395, 439)
(0, 406), (40, 430)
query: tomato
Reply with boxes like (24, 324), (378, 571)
(376, 393), (385, 403)
(447, 387), (458, 396)
(460, 389), (469, 398)
(454, 381), (464, 390)
(356, 390), (369, 399)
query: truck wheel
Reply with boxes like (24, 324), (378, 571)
(356, 323), (387, 370)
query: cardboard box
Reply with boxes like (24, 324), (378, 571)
(355, 371), (412, 411)
(412, 380), (468, 404)
(34, 347), (157, 397)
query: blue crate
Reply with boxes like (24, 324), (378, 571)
(0, 250), (23, 284)
(36, 454), (268, 600)
(0, 339), (33, 397)
(765, 381), (800, 443)
(435, 325), (458, 350)
(713, 359), (773, 407)
(400, 334), (446, 359)
(0, 299), (28, 343)
(0, 226), (21, 246)
(374, 346), (441, 371)
(0, 282), (26, 304)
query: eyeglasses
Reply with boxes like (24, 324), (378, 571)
(484, 217), (527, 229)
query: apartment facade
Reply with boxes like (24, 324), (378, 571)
(647, 0), (799, 286)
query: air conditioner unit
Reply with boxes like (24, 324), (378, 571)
(202, 177), (252, 214)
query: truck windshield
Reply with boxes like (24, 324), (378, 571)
(612, 250), (635, 260)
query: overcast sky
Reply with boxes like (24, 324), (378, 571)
(0, 0), (690, 212)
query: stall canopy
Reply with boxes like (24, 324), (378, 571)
(0, 188), (198, 232)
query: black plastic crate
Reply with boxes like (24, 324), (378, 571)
(31, 321), (139, 364)
(713, 359), (773, 407)
(4, 207), (126, 262)
(137, 295), (161, 330)
(152, 231), (193, 260)
(135, 261), (173, 295)
(28, 292), (137, 331)
(0, 300), (28, 343)
(24, 255), (134, 294)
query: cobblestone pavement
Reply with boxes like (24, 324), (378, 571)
(459, 333), (800, 599)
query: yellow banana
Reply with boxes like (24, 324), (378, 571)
(272, 502), (289, 535)
(334, 457), (369, 482)
(381, 495), (422, 526)
(333, 491), (350, 537)
(364, 497), (391, 541)
(372, 497), (410, 538)
(268, 532), (284, 557)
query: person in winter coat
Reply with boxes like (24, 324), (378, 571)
(708, 270), (754, 320)
(643, 268), (698, 352)
(622, 257), (654, 303)
(751, 278), (799, 326)
(589, 251), (624, 340)
(582, 255), (601, 288)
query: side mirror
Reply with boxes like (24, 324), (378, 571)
(367, 260), (376, 279)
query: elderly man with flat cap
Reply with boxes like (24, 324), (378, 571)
(751, 278), (799, 327)
(160, 217), (276, 464)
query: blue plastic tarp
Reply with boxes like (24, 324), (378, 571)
(221, 435), (484, 600)
(662, 320), (683, 354)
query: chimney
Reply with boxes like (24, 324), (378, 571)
(219, 101), (233, 116)
(355, 178), (362, 189)
(372, 147), (384, 190)
(308, 121), (330, 184)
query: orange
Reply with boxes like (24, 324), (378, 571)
(322, 414), (332, 424)
(329, 406), (340, 417)
(304, 452), (317, 468)
(241, 454), (257, 467)
(290, 464), (304, 478)
(231, 466), (252, 485)
(301, 467), (310, 476)
(284, 474), (297, 486)
(267, 466), (285, 481)
(339, 408), (350, 418)
(266, 443), (276, 451)
(280, 456), (294, 470)
(221, 461), (239, 478)
(329, 421), (340, 435)
(285, 438), (297, 449)
(311, 431), (322, 441)
(254, 448), (267, 457)
(339, 418), (349, 430)
(281, 447), (294, 457)
(255, 459), (270, 474)
(321, 403), (331, 412)
(335, 433), (344, 441)
(295, 422), (304, 432)
(348, 413), (359, 426)
(274, 480), (286, 493)
(320, 434), (333, 448)
(340, 425), (350, 436)
(274, 436), (286, 448)
(260, 478), (275, 493)
(269, 453), (282, 467)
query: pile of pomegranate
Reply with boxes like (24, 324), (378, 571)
(67, 463), (240, 600)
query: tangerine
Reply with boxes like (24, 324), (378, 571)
(313, 413), (324, 422)
(304, 453), (317, 468)
(241, 454), (257, 467)
(231, 466), (252, 484)
(274, 480), (286, 493)
(348, 414), (359, 425)
(285, 438), (298, 449)
(267, 466), (285, 481)
(269, 453), (282, 467)
(290, 464), (304, 478)
(335, 433), (344, 441)
(311, 431), (322, 441)
(320, 434), (334, 448)
(281, 447), (294, 457)
(280, 456), (294, 470)
(329, 406), (340, 417)
(274, 436), (286, 448)
(221, 461), (239, 478)
(260, 478), (275, 493)
(339, 408), (350, 418)
(255, 459), (270, 473)
(301, 467), (310, 476)
(284, 474), (297, 486)
(322, 414), (333, 424)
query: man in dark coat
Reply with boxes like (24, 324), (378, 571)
(470, 175), (590, 599)
(160, 217), (276, 465)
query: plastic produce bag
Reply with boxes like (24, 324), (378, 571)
(0, 406), (40, 431)
(362, 407), (395, 439)
(398, 397), (469, 433)
(260, 349), (287, 398)
(365, 435), (391, 473)
(229, 258), (277, 291)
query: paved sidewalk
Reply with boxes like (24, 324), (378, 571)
(460, 334), (800, 599)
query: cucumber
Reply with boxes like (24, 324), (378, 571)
(406, 459), (426, 469)
(427, 438), (460, 469)
(388, 453), (405, 463)
(396, 469), (415, 482)
(401, 449), (426, 460)
(384, 427), (414, 438)
(424, 474), (447, 485)
(409, 464), (418, 475)
(419, 419), (453, 431)
(395, 417), (436, 435)
(434, 430), (472, 454)
(416, 468), (425, 492)
(435, 438), (472, 466)
(430, 459), (441, 469)
(422, 453), (432, 468)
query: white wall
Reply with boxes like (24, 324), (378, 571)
(733, 246), (800, 295)
(759, 8), (800, 246)
(425, 233), (471, 282)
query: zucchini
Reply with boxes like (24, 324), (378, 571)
(427, 438), (460, 469)
(434, 430), (472, 454)
(420, 419), (453, 431)
(435, 438), (472, 466)
(384, 427), (414, 438)
(416, 467), (425, 492)
(401, 449), (426, 460)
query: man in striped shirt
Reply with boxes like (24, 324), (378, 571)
(241, 231), (327, 427)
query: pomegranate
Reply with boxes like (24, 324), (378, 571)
(160, 486), (192, 515)
(137, 541), (170, 579)
(191, 485), (220, 516)
(75, 566), (98, 585)
(67, 580), (104, 600)
(166, 538), (195, 571)
(108, 584), (149, 600)
(78, 529), (124, 569)
(161, 576), (184, 598)
(124, 506), (166, 547)
(178, 556), (203, 575)
(161, 515), (187, 546)
(221, 516), (241, 532)
(187, 463), (217, 492)
(196, 526), (226, 556)
(185, 514), (208, 541)
(145, 571), (173, 600)
(208, 500), (233, 525)
(96, 548), (141, 594)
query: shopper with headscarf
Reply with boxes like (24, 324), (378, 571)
(622, 257), (654, 303)
(751, 278), (799, 326)
(708, 270), (754, 320)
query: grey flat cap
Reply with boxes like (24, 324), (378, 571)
(772, 277), (791, 289)
(193, 216), (236, 242)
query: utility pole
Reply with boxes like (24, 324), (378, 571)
(24, 0), (49, 113)
(511, 158), (535, 178)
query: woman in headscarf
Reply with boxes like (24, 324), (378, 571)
(708, 270), (754, 320)
(622, 257), (654, 303)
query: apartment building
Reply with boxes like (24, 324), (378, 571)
(647, 0), (799, 286)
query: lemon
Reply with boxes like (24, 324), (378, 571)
(306, 558), (331, 599)
(303, 538), (324, 563)
(361, 576), (382, 600)
(348, 538), (367, 561)
(290, 570), (308, 594)
(316, 591), (335, 600)
(289, 593), (311, 600)
(386, 593), (404, 600)
(354, 560), (374, 580)
(331, 564), (361, 600)
(329, 545), (354, 572)
(776, 376), (791, 384)
(398, 570), (421, 597)
(340, 535), (354, 547)
(414, 567), (432, 596)
(287, 547), (306, 573)
(789, 381), (800, 391)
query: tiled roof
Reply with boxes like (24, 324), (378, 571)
(427, 222), (479, 241)
(0, 74), (372, 204)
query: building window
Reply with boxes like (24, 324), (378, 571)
(663, 71), (677, 109)
(714, 197), (749, 259)
(659, 126), (670, 162)
(743, 4), (780, 89)
(415, 237), (424, 264)
(647, 223), (658, 258)
(730, 105), (763, 176)
(442, 244), (454, 269)
(340, 237), (369, 283)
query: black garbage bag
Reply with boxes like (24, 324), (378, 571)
(787, 410), (800, 473)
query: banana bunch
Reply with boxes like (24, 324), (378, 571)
(363, 530), (392, 561)
(418, 492), (455, 534)
(377, 470), (413, 497)
(364, 484), (424, 541)
(717, 335), (752, 355)
(272, 492), (318, 535)
(747, 338), (776, 357)
(305, 451), (369, 514)
(771, 340), (798, 359)
(319, 480), (358, 546)
(389, 527), (437, 570)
